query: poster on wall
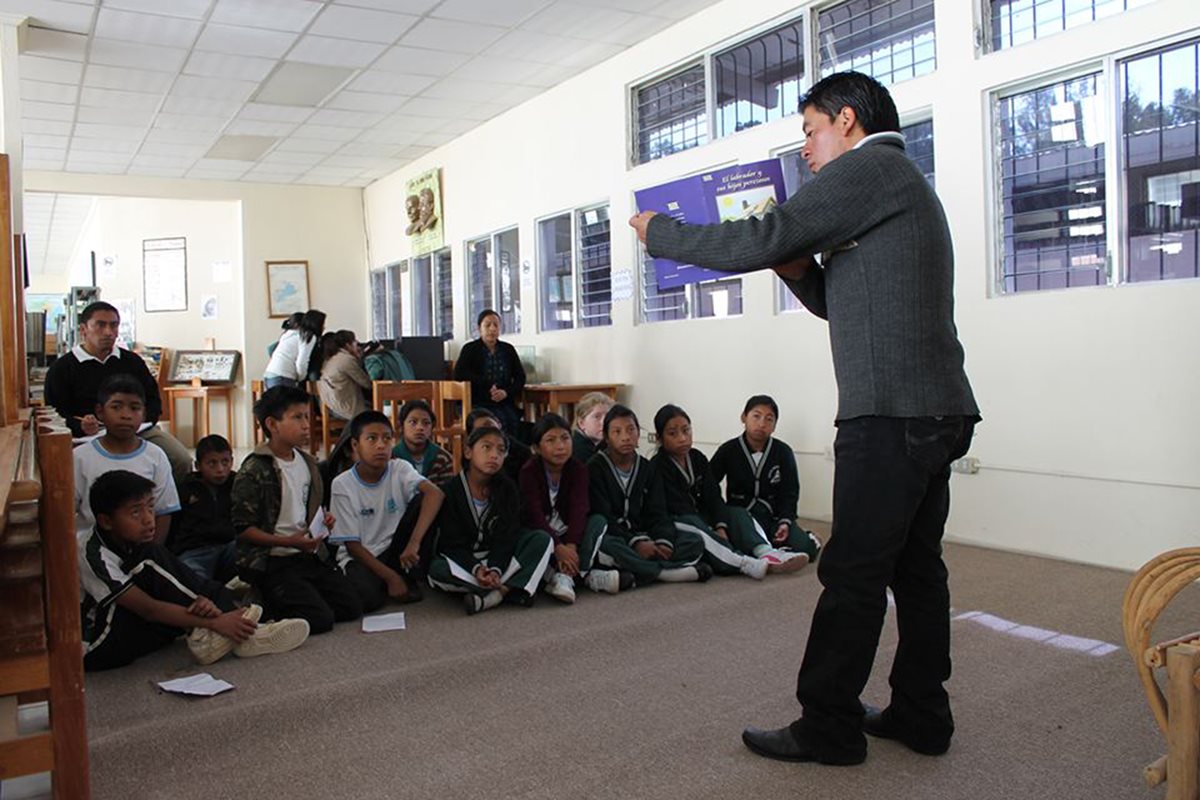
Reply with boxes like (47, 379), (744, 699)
(110, 298), (136, 348)
(266, 260), (310, 318)
(634, 159), (786, 290)
(25, 294), (67, 333)
(405, 168), (443, 256)
(201, 295), (218, 320)
(143, 237), (188, 312)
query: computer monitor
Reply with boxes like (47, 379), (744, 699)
(398, 336), (446, 380)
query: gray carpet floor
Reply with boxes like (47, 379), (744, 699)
(79, 530), (1200, 800)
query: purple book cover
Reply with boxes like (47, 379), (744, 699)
(635, 159), (787, 290)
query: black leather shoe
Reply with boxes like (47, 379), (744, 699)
(862, 705), (950, 756)
(742, 724), (866, 766)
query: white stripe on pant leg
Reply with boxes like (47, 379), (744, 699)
(427, 577), (472, 593)
(130, 560), (201, 600)
(676, 521), (743, 569)
(750, 517), (771, 546)
(580, 524), (606, 578)
(516, 538), (554, 596)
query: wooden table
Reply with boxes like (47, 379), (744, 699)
(522, 383), (623, 422)
(162, 378), (236, 447)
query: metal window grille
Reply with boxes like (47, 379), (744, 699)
(818, 0), (937, 87)
(412, 255), (433, 336)
(370, 268), (388, 340)
(386, 260), (405, 338)
(1121, 37), (1200, 283)
(466, 237), (492, 328)
(989, 0), (1157, 52)
(694, 277), (744, 318)
(577, 205), (612, 328)
(539, 214), (574, 331)
(640, 255), (688, 322)
(434, 248), (454, 340)
(904, 119), (936, 186)
(714, 18), (806, 138)
(634, 62), (708, 164)
(495, 228), (521, 334)
(996, 73), (1108, 293)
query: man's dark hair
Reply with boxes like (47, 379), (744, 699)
(399, 399), (437, 427)
(195, 434), (232, 461)
(90, 470), (155, 522)
(96, 374), (145, 406)
(254, 385), (310, 437)
(531, 412), (570, 445)
(466, 407), (500, 432)
(79, 301), (119, 325)
(602, 404), (640, 440)
(743, 394), (779, 418)
(477, 308), (500, 327)
(800, 71), (899, 135)
(349, 409), (392, 440)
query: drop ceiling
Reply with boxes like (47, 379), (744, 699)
(10, 0), (723, 188)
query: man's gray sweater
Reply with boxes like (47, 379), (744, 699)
(646, 135), (978, 422)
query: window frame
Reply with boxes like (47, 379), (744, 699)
(814, 0), (939, 88)
(980, 0), (1160, 55)
(535, 202), (614, 333)
(464, 225), (521, 335)
(409, 247), (454, 341)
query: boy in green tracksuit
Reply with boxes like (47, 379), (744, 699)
(427, 425), (553, 615)
(710, 395), (821, 568)
(586, 405), (710, 586)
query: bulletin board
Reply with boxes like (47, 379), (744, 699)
(167, 350), (241, 384)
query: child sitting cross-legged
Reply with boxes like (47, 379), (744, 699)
(80, 470), (309, 671)
(330, 410), (445, 612)
(428, 425), (554, 615)
(390, 399), (454, 485)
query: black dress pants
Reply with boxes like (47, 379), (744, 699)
(261, 554), (362, 634)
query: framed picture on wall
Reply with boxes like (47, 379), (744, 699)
(266, 260), (310, 318)
(143, 237), (188, 312)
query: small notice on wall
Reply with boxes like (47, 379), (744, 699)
(143, 237), (188, 312)
(211, 261), (231, 283)
(201, 295), (218, 320)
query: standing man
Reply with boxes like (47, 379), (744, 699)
(45, 301), (193, 481)
(630, 72), (979, 766)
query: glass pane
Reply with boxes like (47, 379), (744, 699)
(818, 0), (937, 88)
(902, 118), (936, 186)
(467, 237), (492, 331)
(714, 18), (806, 138)
(370, 270), (388, 340)
(434, 249), (454, 341)
(1122, 38), (1200, 283)
(635, 62), (707, 164)
(412, 255), (432, 336)
(539, 214), (574, 331)
(990, 0), (1158, 52)
(495, 227), (520, 333)
(996, 73), (1108, 293)
(386, 261), (404, 338)
(578, 205), (612, 328)
(640, 255), (688, 322)
(694, 277), (743, 318)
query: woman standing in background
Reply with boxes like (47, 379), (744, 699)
(454, 309), (526, 437)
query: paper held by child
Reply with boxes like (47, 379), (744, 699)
(308, 509), (331, 541)
(156, 673), (234, 697)
(361, 612), (407, 633)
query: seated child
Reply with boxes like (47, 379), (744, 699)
(330, 410), (445, 612)
(232, 385), (363, 634)
(520, 413), (626, 603)
(428, 425), (553, 615)
(710, 395), (821, 568)
(80, 470), (309, 672)
(391, 399), (454, 484)
(643, 404), (807, 579)
(571, 391), (613, 464)
(466, 407), (529, 483)
(74, 375), (180, 543)
(587, 405), (711, 586)
(170, 434), (238, 583)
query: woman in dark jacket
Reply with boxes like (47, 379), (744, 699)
(454, 308), (526, 436)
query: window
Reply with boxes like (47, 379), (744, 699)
(1122, 38), (1200, 282)
(411, 248), (454, 340)
(386, 260), (405, 337)
(818, 0), (936, 87)
(538, 204), (613, 331)
(995, 73), (1108, 292)
(633, 63), (707, 165)
(639, 259), (743, 322)
(467, 228), (521, 333)
(369, 268), (388, 340)
(988, 0), (1157, 52)
(714, 18), (807, 138)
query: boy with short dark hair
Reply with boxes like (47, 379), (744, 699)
(74, 375), (180, 544)
(170, 435), (238, 582)
(80, 470), (309, 671)
(330, 410), (445, 612)
(232, 385), (362, 634)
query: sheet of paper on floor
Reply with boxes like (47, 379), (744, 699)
(157, 673), (234, 697)
(362, 612), (407, 633)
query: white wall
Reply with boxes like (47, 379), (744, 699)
(363, 0), (1200, 571)
(24, 172), (369, 446)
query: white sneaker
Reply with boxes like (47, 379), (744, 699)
(187, 604), (262, 665)
(585, 569), (620, 595)
(545, 571), (577, 604)
(234, 618), (309, 659)
(739, 557), (768, 580)
(763, 550), (811, 575)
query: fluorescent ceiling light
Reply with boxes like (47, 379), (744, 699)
(253, 61), (355, 107)
(206, 134), (278, 160)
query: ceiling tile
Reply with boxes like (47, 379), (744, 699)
(22, 79), (78, 104)
(292, 123), (358, 141)
(400, 18), (507, 55)
(399, 95), (502, 120)
(4, 0), (94, 34)
(161, 95), (244, 117)
(206, 134), (277, 160)
(79, 86), (163, 110)
(144, 127), (220, 145)
(191, 157), (256, 171)
(394, 145), (433, 160)
(67, 148), (134, 165)
(83, 64), (175, 93)
(130, 154), (197, 168)
(64, 162), (130, 175)
(343, 177), (373, 187)
(104, 0), (214, 19)
(373, 112), (443, 133)
(184, 51), (278, 82)
(95, 8), (203, 47)
(422, 77), (513, 104)
(25, 156), (67, 171)
(485, 29), (589, 64)
(252, 62), (354, 107)
(154, 112), (230, 132)
(325, 91), (410, 113)
(520, 3), (634, 40)
(336, 140), (403, 157)
(301, 165), (363, 179)
(72, 123), (147, 142)
(437, 117), (479, 135)
(412, 130), (455, 148)
(239, 103), (315, 123)
(19, 54), (84, 84)
(298, 173), (355, 186)
(126, 164), (190, 178)
(262, 149), (326, 164)
(432, 0), (552, 27)
(353, 126), (424, 144)
(22, 28), (88, 61)
(69, 137), (140, 155)
(171, 74), (259, 102)
(650, 0), (722, 20)
(373, 46), (470, 77)
(321, 154), (394, 169)
(25, 119), (74, 135)
(286, 35), (386, 68)
(140, 141), (210, 158)
(307, 108), (387, 128)
(224, 119), (298, 136)
(24, 133), (70, 150)
(195, 23), (298, 58)
(333, 0), (441, 11)
(450, 56), (554, 86)
(76, 105), (156, 126)
(309, 5), (418, 44)
(89, 38), (188, 72)
(209, 0), (322, 32)
(274, 136), (344, 153)
(25, 146), (67, 162)
(557, 40), (625, 69)
(22, 100), (77, 121)
(347, 70), (434, 96)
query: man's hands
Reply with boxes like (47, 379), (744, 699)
(554, 543), (580, 576)
(628, 211), (658, 244)
(208, 609), (256, 643)
(772, 255), (816, 281)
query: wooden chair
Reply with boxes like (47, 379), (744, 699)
(434, 380), (471, 429)
(318, 400), (349, 459)
(432, 426), (465, 474)
(372, 381), (437, 430)
(250, 380), (265, 445)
